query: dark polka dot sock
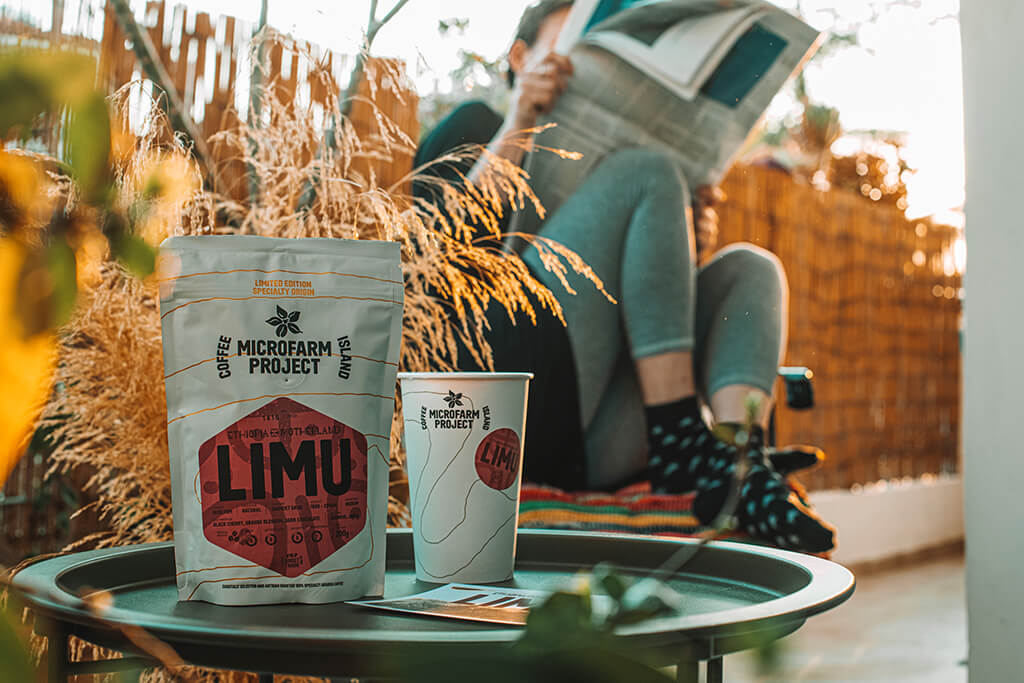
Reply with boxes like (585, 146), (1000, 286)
(691, 423), (834, 553)
(645, 397), (737, 496)
(645, 402), (835, 553)
(734, 470), (835, 553)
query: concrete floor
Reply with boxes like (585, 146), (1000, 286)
(724, 553), (967, 682)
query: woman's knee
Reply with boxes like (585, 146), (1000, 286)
(594, 147), (690, 201)
(708, 243), (789, 297)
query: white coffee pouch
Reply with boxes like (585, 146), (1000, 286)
(158, 235), (403, 605)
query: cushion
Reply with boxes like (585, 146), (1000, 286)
(518, 481), (737, 538)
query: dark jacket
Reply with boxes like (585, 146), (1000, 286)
(412, 101), (588, 490)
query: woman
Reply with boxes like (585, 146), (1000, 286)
(413, 0), (834, 553)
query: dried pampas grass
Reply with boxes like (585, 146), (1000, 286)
(45, 268), (170, 547)
(41, 38), (606, 555)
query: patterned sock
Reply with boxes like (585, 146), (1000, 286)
(732, 466), (835, 553)
(645, 397), (736, 496)
(691, 422), (834, 553)
(645, 403), (835, 553)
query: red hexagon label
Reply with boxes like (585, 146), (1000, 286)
(197, 397), (368, 577)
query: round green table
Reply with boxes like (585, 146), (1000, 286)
(13, 528), (854, 682)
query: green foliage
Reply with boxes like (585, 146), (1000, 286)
(519, 590), (597, 653)
(418, 19), (511, 136)
(45, 240), (78, 328)
(112, 232), (158, 278)
(104, 212), (157, 278)
(64, 91), (113, 205)
(0, 47), (160, 336)
(438, 16), (470, 35)
(0, 601), (33, 682)
(0, 52), (89, 134)
(593, 562), (628, 601)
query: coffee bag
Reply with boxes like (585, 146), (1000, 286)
(158, 235), (403, 604)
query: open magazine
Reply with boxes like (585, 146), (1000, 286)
(508, 0), (822, 244)
(558, 0), (772, 102)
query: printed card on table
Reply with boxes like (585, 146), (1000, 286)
(350, 584), (550, 625)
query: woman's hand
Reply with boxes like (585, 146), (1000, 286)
(467, 53), (572, 184)
(508, 52), (574, 130)
(694, 184), (725, 258)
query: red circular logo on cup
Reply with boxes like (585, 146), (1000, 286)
(474, 428), (521, 491)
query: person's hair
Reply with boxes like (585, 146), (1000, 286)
(507, 0), (574, 87)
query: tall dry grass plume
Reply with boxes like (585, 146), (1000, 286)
(42, 36), (607, 557)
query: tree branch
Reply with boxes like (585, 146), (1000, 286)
(108, 0), (222, 194)
(378, 0), (412, 31)
(366, 0), (411, 47)
(340, 0), (413, 117)
(367, 0), (379, 39)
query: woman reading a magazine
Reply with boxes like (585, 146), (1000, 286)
(414, 0), (835, 553)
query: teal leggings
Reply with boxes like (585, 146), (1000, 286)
(521, 148), (788, 488)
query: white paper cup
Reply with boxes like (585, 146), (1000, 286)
(398, 372), (532, 584)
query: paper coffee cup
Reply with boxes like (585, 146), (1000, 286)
(398, 372), (532, 584)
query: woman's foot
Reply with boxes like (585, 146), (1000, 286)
(766, 444), (825, 477)
(644, 397), (835, 553)
(645, 397), (737, 495)
(722, 457), (835, 553)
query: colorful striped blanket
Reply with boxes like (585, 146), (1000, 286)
(516, 482), (842, 561)
(518, 482), (719, 538)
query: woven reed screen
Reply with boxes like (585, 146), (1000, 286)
(717, 164), (962, 491)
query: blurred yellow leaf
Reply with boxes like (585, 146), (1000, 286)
(0, 151), (39, 208)
(128, 151), (201, 246)
(0, 150), (43, 234)
(0, 239), (56, 486)
(75, 228), (107, 291)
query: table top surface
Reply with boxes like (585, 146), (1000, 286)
(13, 529), (853, 653)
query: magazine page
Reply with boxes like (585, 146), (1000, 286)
(582, 5), (766, 100)
(554, 0), (659, 53)
(554, 0), (602, 53)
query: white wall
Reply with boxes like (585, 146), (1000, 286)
(812, 476), (963, 567)
(960, 5), (1024, 681)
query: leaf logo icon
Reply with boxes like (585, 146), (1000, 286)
(443, 390), (464, 408)
(266, 305), (302, 337)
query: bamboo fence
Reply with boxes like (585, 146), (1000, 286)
(718, 164), (962, 491)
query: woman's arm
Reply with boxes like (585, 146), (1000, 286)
(468, 51), (574, 183)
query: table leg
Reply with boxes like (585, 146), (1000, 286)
(676, 660), (699, 683)
(45, 620), (69, 683)
(706, 656), (724, 683)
